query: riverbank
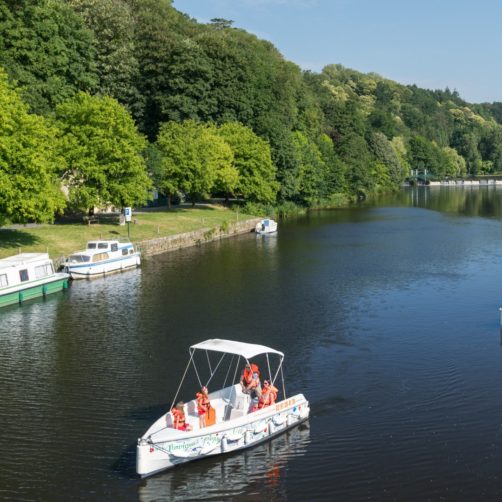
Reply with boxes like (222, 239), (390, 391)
(0, 205), (258, 262)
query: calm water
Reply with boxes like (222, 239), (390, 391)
(2, 187), (502, 501)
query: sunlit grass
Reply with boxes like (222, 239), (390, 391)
(0, 205), (257, 260)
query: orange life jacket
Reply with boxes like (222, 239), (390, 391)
(258, 384), (278, 408)
(196, 392), (210, 414)
(243, 363), (260, 384)
(171, 408), (186, 429)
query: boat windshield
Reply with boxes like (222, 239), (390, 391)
(69, 254), (91, 263)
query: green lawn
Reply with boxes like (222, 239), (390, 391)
(0, 205), (257, 260)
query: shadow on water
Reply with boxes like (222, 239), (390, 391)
(0, 229), (40, 249)
(311, 395), (356, 417)
(112, 403), (172, 479)
(112, 441), (138, 480)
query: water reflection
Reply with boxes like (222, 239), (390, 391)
(395, 186), (502, 218)
(138, 423), (310, 502)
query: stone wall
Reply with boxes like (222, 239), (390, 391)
(137, 217), (262, 257)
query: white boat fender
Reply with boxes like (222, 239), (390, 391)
(273, 415), (285, 427)
(253, 422), (268, 435)
(221, 436), (228, 453)
(287, 407), (301, 426)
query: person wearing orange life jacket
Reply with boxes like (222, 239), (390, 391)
(240, 362), (261, 398)
(171, 401), (192, 431)
(258, 380), (278, 409)
(196, 386), (211, 428)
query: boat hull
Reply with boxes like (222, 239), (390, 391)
(137, 394), (309, 477)
(0, 275), (69, 308)
(65, 253), (140, 279)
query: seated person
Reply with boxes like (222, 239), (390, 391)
(196, 386), (211, 428)
(240, 362), (261, 398)
(258, 380), (278, 409)
(171, 401), (192, 431)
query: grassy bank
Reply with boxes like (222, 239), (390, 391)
(0, 205), (257, 260)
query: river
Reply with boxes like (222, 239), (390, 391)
(2, 187), (502, 501)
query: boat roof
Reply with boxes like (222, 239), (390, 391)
(0, 253), (50, 269)
(190, 339), (284, 359)
(87, 240), (132, 244)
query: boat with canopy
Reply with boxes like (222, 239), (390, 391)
(136, 339), (310, 477)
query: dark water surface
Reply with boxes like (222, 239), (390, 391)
(2, 187), (502, 501)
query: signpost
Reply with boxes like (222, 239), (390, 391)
(124, 207), (132, 238)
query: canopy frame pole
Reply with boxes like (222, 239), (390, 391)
(205, 350), (213, 375)
(221, 354), (234, 389)
(266, 353), (272, 383)
(279, 362), (286, 399)
(169, 349), (196, 412)
(205, 352), (226, 388)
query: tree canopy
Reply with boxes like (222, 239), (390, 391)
(2, 0), (502, 224)
(0, 68), (65, 223)
(56, 92), (151, 212)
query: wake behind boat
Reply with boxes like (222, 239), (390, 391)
(63, 240), (140, 279)
(136, 339), (310, 477)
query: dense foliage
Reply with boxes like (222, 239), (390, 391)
(2, 0), (502, 223)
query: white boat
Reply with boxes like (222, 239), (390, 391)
(255, 218), (278, 235)
(0, 253), (69, 308)
(136, 339), (310, 477)
(63, 240), (140, 279)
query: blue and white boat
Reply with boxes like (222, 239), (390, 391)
(255, 218), (278, 235)
(63, 240), (140, 279)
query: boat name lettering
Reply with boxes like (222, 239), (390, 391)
(275, 398), (296, 412)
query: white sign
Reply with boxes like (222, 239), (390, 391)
(124, 207), (132, 222)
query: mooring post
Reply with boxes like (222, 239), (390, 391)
(499, 307), (502, 326)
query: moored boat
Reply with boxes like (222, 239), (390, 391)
(63, 240), (140, 279)
(0, 253), (69, 308)
(255, 218), (278, 235)
(136, 339), (310, 477)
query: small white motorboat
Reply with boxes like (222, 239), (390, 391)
(136, 339), (310, 477)
(255, 218), (278, 235)
(63, 240), (140, 279)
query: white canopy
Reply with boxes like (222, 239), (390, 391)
(190, 339), (284, 360)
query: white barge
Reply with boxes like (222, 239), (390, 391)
(0, 253), (69, 308)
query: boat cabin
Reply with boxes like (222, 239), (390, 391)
(0, 253), (55, 289)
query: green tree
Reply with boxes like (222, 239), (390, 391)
(155, 120), (232, 206)
(368, 132), (404, 185)
(291, 131), (329, 205)
(0, 0), (98, 114)
(56, 92), (151, 213)
(67, 0), (142, 117)
(0, 68), (65, 224)
(217, 122), (279, 204)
